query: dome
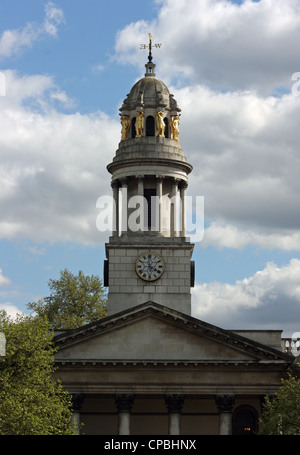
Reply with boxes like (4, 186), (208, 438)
(120, 62), (180, 113)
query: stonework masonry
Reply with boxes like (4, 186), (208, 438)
(106, 242), (194, 315)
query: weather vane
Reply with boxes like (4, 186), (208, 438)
(140, 33), (162, 62)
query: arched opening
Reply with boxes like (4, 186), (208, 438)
(131, 117), (136, 138)
(232, 406), (258, 435)
(146, 115), (155, 136)
(164, 117), (169, 138)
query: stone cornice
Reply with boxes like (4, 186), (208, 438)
(53, 301), (293, 364)
(107, 157), (193, 176)
(54, 358), (291, 367)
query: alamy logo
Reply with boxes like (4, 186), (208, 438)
(0, 72), (6, 96)
(291, 72), (300, 96)
(96, 193), (204, 243)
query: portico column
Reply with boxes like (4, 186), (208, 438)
(170, 178), (179, 237)
(115, 393), (135, 435)
(165, 394), (184, 435)
(179, 181), (187, 237)
(156, 176), (164, 235)
(71, 393), (84, 435)
(215, 394), (235, 435)
(120, 178), (128, 236)
(111, 180), (119, 237)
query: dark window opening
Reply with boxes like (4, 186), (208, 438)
(146, 116), (155, 136)
(164, 118), (169, 138)
(131, 117), (136, 138)
(144, 188), (157, 230)
(233, 406), (258, 435)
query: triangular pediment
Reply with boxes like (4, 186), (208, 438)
(54, 301), (291, 366)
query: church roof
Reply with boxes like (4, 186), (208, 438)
(120, 60), (180, 113)
(54, 301), (293, 367)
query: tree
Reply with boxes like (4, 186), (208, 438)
(0, 312), (75, 435)
(28, 268), (107, 329)
(259, 370), (300, 435)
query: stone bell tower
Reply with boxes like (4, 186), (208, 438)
(104, 42), (194, 316)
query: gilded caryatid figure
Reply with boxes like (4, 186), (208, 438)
(120, 115), (130, 141)
(171, 115), (180, 141)
(156, 111), (165, 138)
(135, 111), (144, 137)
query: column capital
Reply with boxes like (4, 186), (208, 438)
(215, 394), (235, 413)
(179, 180), (188, 189)
(111, 180), (120, 189)
(119, 177), (129, 186)
(156, 175), (165, 183)
(115, 393), (135, 412)
(165, 394), (184, 413)
(171, 177), (180, 186)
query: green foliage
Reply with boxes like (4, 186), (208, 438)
(28, 268), (107, 329)
(0, 312), (75, 435)
(259, 371), (300, 435)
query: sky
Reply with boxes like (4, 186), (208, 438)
(0, 0), (300, 336)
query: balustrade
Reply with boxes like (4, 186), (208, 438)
(281, 338), (300, 356)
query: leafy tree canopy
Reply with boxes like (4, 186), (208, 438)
(0, 312), (75, 435)
(260, 370), (300, 435)
(27, 268), (107, 329)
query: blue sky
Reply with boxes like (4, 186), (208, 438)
(1, 0), (300, 336)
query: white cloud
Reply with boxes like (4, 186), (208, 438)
(202, 222), (300, 251)
(0, 269), (10, 287)
(0, 70), (120, 245)
(1, 0), (300, 254)
(114, 0), (300, 94)
(43, 2), (65, 37)
(192, 258), (300, 334)
(91, 64), (106, 75)
(111, 0), (300, 252)
(0, 302), (23, 319)
(0, 2), (64, 59)
(50, 90), (75, 108)
(174, 84), (300, 250)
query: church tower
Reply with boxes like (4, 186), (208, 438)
(104, 40), (194, 316)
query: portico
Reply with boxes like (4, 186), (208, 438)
(54, 301), (293, 435)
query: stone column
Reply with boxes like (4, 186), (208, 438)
(215, 394), (235, 435)
(71, 393), (84, 435)
(170, 178), (179, 237)
(120, 178), (128, 236)
(115, 393), (135, 435)
(179, 181), (187, 237)
(165, 394), (184, 435)
(111, 180), (119, 237)
(156, 176), (164, 235)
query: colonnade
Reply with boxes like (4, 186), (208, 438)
(71, 393), (237, 435)
(111, 176), (188, 237)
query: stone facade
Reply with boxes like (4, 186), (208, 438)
(106, 242), (193, 315)
(54, 302), (294, 435)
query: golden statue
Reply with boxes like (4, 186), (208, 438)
(120, 115), (130, 141)
(156, 111), (165, 137)
(135, 111), (144, 137)
(171, 115), (180, 141)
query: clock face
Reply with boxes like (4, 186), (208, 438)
(136, 253), (164, 281)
